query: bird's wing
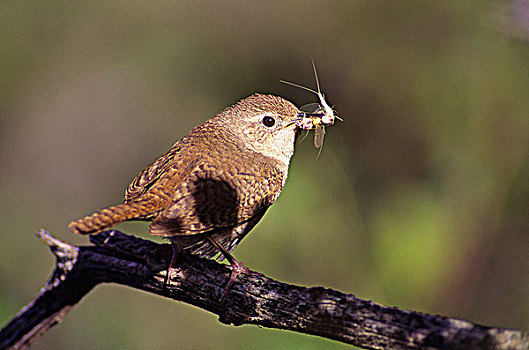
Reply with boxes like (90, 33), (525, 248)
(149, 157), (285, 237)
(125, 142), (191, 203)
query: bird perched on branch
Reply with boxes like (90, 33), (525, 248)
(69, 94), (305, 295)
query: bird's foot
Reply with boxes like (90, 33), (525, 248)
(164, 266), (176, 286)
(163, 244), (180, 286)
(205, 237), (262, 304)
(221, 260), (263, 303)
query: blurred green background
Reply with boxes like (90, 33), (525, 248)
(1, 1), (529, 349)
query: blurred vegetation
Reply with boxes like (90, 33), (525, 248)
(1, 1), (529, 349)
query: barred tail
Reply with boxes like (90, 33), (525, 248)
(68, 198), (160, 235)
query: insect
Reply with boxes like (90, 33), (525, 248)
(299, 102), (328, 149)
(281, 60), (341, 150)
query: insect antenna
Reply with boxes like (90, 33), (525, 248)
(279, 80), (318, 95)
(311, 57), (322, 95)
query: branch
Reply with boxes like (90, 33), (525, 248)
(1, 230), (527, 350)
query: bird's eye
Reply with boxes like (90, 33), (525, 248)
(262, 116), (276, 127)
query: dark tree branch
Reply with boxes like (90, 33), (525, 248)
(0, 230), (527, 350)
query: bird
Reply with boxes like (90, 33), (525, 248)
(69, 93), (303, 296)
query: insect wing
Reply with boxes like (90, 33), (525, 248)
(300, 103), (324, 115)
(314, 125), (326, 148)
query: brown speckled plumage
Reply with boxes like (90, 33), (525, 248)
(69, 94), (300, 259)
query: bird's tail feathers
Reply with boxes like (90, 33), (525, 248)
(69, 198), (160, 235)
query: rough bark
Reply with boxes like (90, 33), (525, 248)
(0, 230), (527, 350)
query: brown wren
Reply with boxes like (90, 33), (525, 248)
(69, 93), (303, 294)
